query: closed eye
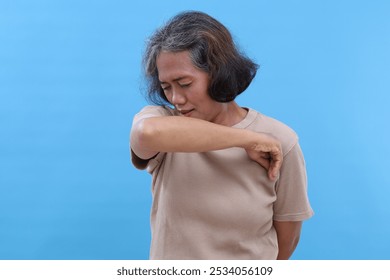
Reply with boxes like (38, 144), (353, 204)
(179, 83), (191, 88)
(161, 85), (171, 91)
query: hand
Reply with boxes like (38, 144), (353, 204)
(245, 133), (283, 181)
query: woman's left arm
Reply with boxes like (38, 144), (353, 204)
(273, 221), (302, 260)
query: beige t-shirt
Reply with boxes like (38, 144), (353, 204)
(131, 105), (314, 259)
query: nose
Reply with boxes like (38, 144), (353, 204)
(171, 87), (186, 106)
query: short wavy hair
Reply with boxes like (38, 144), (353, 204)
(143, 11), (259, 105)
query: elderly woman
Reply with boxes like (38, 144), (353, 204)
(130, 11), (313, 260)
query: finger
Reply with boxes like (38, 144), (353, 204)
(269, 150), (283, 180)
(268, 162), (279, 181)
(259, 151), (270, 159)
(256, 157), (270, 171)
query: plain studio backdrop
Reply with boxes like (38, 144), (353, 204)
(1, 0), (389, 259)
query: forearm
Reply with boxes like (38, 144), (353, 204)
(131, 115), (282, 180)
(131, 116), (262, 156)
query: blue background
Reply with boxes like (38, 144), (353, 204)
(1, 0), (389, 260)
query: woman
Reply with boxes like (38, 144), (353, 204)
(130, 11), (313, 260)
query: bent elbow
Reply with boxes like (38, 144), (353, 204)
(131, 118), (159, 151)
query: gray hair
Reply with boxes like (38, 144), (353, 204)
(143, 11), (258, 105)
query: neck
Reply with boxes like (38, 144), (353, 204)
(212, 102), (247, 127)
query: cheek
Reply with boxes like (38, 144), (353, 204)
(191, 84), (211, 101)
(164, 92), (171, 101)
(162, 90), (173, 103)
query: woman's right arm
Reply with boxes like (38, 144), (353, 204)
(130, 116), (282, 180)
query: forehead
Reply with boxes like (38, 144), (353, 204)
(156, 51), (199, 82)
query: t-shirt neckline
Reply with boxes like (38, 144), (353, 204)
(232, 107), (257, 129)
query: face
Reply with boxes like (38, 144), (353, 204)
(156, 51), (226, 123)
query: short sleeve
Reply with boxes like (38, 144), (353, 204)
(273, 143), (314, 221)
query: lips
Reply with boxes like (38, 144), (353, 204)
(179, 109), (194, 116)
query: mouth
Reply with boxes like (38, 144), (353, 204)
(178, 109), (194, 116)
